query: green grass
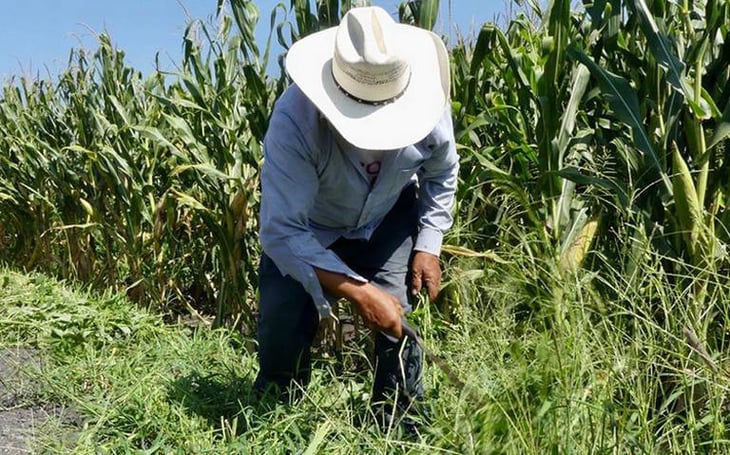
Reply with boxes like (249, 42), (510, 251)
(0, 269), (479, 453)
(1, 1), (729, 452)
(2, 244), (730, 453)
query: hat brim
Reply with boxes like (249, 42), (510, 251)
(286, 24), (450, 150)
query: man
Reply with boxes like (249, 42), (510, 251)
(255, 6), (458, 432)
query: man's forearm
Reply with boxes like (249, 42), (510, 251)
(314, 268), (369, 302)
(314, 268), (403, 338)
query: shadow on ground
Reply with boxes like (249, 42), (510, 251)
(166, 370), (278, 436)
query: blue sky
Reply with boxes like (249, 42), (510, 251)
(0, 1), (504, 81)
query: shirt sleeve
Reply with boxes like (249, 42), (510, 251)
(414, 108), (460, 256)
(259, 110), (367, 318)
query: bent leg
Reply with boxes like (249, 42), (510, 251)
(368, 236), (425, 429)
(254, 253), (319, 398)
(332, 185), (425, 427)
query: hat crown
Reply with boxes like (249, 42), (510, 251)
(284, 5), (450, 149)
(332, 7), (410, 103)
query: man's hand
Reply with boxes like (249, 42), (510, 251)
(411, 251), (441, 301)
(315, 269), (404, 338)
(351, 284), (404, 339)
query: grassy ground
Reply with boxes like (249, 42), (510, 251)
(1, 252), (729, 453)
(0, 269), (483, 453)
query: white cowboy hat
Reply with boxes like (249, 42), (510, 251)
(285, 6), (451, 150)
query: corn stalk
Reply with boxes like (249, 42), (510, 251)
(569, 0), (730, 307)
(0, 3), (276, 331)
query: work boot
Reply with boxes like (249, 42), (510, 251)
(371, 333), (428, 437)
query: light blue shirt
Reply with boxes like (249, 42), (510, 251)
(259, 85), (459, 317)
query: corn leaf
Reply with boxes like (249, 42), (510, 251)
(629, 0), (709, 118)
(172, 164), (232, 182)
(708, 100), (730, 151)
(418, 0), (439, 31)
(441, 244), (509, 264)
(557, 64), (590, 160)
(568, 46), (672, 194)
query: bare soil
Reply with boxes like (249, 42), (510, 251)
(0, 347), (79, 454)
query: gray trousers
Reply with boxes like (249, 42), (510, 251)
(254, 185), (423, 413)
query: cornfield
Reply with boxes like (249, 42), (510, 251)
(2, 0), (730, 451)
(1, 0), (728, 322)
(1, 0), (729, 325)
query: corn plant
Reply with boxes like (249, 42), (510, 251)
(2, 0), (729, 338)
(399, 0), (440, 30)
(0, 1), (278, 331)
(274, 0), (366, 51)
(451, 0), (729, 273)
(566, 0), (730, 305)
(450, 0), (599, 273)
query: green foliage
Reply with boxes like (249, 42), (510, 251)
(4, 227), (730, 453)
(1, 2), (730, 450)
(450, 0), (730, 290)
(0, 278), (158, 356)
(399, 0), (440, 30)
(4, 0), (728, 351)
(0, 5), (277, 330)
(276, 0), (362, 48)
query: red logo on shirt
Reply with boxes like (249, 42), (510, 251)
(361, 160), (381, 186)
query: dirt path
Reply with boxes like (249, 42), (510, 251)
(0, 347), (80, 454)
(0, 347), (43, 454)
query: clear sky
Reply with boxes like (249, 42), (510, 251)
(0, 1), (506, 81)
